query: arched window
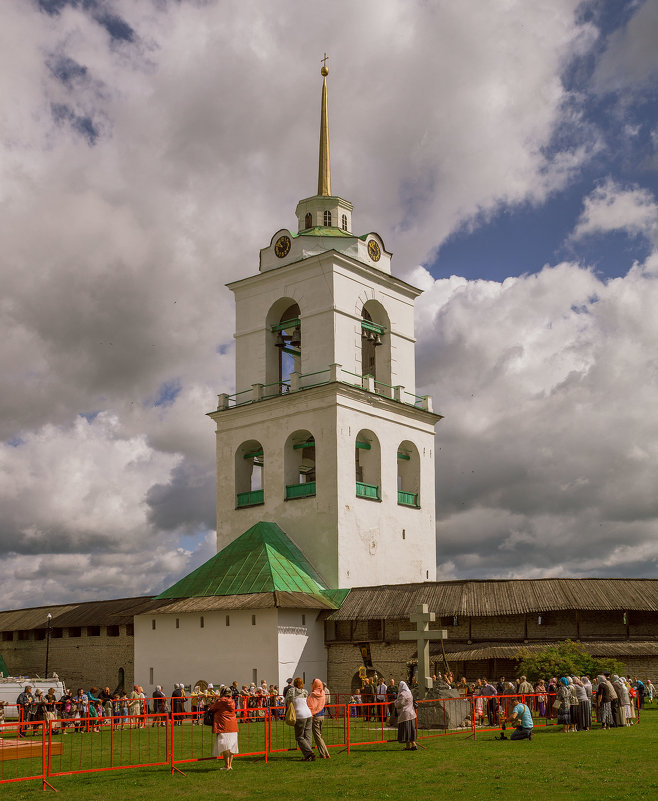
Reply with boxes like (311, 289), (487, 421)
(117, 667), (125, 693)
(284, 430), (316, 500)
(397, 441), (420, 508)
(360, 301), (391, 391)
(355, 430), (381, 500)
(235, 440), (265, 507)
(266, 299), (301, 391)
(341, 214), (348, 231)
(304, 212), (312, 230)
(323, 210), (332, 227)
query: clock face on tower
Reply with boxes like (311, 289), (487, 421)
(274, 235), (291, 258)
(368, 239), (381, 262)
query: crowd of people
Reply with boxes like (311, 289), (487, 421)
(10, 671), (654, 751)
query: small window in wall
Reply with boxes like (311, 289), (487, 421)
(323, 210), (332, 226)
(341, 213), (348, 231)
(52, 627), (63, 639)
(152, 619), (156, 630)
(301, 614), (306, 625)
(87, 626), (100, 637)
(251, 615), (256, 626)
(2, 631), (14, 642)
(35, 629), (46, 641)
(175, 618), (180, 629)
(126, 624), (134, 636)
(252, 669), (258, 684)
(304, 212), (312, 229)
(107, 625), (120, 637)
(225, 615), (230, 626)
(303, 671), (306, 684)
(17, 630), (30, 641)
(118, 667), (125, 691)
(200, 616), (205, 629)
(149, 667), (154, 685)
(68, 627), (81, 638)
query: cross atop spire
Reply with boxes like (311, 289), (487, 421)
(318, 55), (331, 197)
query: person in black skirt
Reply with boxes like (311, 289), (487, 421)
(394, 681), (417, 751)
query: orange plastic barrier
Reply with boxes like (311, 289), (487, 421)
(170, 708), (268, 775)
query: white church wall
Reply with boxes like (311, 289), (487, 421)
(336, 396), (437, 587)
(276, 609), (328, 689)
(134, 609), (279, 695)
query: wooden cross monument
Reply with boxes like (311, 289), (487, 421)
(399, 604), (447, 698)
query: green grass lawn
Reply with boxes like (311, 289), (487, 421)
(2, 709), (657, 800)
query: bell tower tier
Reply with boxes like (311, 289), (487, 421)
(208, 60), (442, 590)
(209, 383), (439, 588)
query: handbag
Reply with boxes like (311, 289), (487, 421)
(203, 708), (214, 726)
(284, 700), (297, 727)
(552, 698), (561, 711)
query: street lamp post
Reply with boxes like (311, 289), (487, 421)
(44, 613), (52, 679)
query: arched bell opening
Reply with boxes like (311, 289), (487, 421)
(360, 300), (391, 393)
(266, 299), (302, 391)
(284, 430), (316, 500)
(235, 439), (265, 508)
(397, 440), (420, 508)
(355, 430), (381, 501)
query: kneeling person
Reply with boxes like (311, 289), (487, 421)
(509, 701), (533, 740)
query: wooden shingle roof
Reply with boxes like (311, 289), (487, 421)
(326, 579), (658, 621)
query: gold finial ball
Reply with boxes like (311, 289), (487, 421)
(321, 66), (329, 77)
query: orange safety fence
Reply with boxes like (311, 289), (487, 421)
(268, 704), (347, 754)
(346, 702), (390, 751)
(170, 708), (268, 775)
(46, 713), (170, 777)
(0, 720), (53, 791)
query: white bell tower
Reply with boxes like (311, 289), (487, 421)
(208, 62), (441, 589)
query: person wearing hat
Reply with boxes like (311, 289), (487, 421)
(16, 685), (35, 736)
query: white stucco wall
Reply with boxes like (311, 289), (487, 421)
(133, 607), (328, 697)
(276, 609), (327, 689)
(134, 608), (279, 695)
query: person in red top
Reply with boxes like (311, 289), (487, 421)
(209, 688), (239, 771)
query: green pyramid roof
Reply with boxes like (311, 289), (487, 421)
(156, 521), (331, 599)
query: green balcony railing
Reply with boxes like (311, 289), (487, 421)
(356, 482), (380, 500)
(285, 482), (316, 500)
(398, 490), (419, 508)
(236, 490), (264, 508)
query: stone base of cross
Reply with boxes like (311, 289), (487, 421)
(399, 603), (448, 699)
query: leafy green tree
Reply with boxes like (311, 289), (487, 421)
(514, 640), (624, 683)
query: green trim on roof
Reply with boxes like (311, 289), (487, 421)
(321, 588), (351, 607)
(156, 522), (330, 599)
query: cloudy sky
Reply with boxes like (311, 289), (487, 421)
(2, 0), (658, 610)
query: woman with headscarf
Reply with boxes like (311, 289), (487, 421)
(289, 677), (315, 761)
(307, 679), (330, 758)
(556, 678), (571, 733)
(394, 681), (417, 750)
(567, 678), (579, 732)
(209, 687), (239, 771)
(573, 677), (590, 731)
(596, 674), (613, 730)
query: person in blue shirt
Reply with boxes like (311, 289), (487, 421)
(509, 701), (533, 740)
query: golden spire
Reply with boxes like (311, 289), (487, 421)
(318, 53), (331, 197)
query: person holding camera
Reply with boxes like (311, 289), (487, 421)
(499, 700), (533, 740)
